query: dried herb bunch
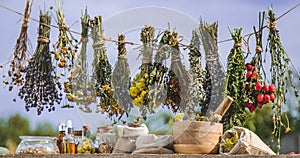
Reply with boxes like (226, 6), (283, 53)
(164, 31), (190, 114)
(18, 11), (62, 115)
(186, 29), (207, 118)
(111, 34), (133, 115)
(3, 0), (33, 92)
(146, 30), (171, 113)
(129, 26), (155, 118)
(224, 28), (248, 129)
(199, 21), (225, 112)
(91, 16), (123, 118)
(64, 9), (96, 111)
(267, 7), (300, 153)
(52, 4), (78, 71)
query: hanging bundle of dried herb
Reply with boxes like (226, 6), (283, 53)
(3, 0), (33, 92)
(129, 26), (154, 117)
(91, 16), (123, 119)
(146, 30), (171, 113)
(52, 3), (78, 71)
(164, 31), (190, 114)
(18, 11), (62, 115)
(111, 34), (133, 116)
(224, 28), (249, 129)
(266, 7), (300, 153)
(199, 21), (225, 112)
(64, 8), (95, 111)
(186, 29), (207, 118)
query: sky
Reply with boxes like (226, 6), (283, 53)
(0, 0), (300, 132)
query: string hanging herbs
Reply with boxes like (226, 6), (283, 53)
(111, 34), (133, 116)
(3, 0), (33, 92)
(91, 16), (123, 119)
(129, 26), (155, 118)
(64, 8), (96, 111)
(18, 11), (62, 115)
(266, 7), (300, 153)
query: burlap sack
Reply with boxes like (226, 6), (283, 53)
(220, 126), (275, 155)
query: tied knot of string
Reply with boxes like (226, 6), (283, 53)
(268, 21), (277, 29)
(171, 53), (181, 62)
(80, 37), (88, 43)
(205, 54), (219, 62)
(233, 43), (242, 48)
(37, 36), (50, 44)
(142, 55), (151, 64)
(118, 54), (127, 59)
(255, 45), (263, 53)
(92, 40), (105, 50)
(22, 18), (29, 29)
(60, 23), (69, 30)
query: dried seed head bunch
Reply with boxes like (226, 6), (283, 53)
(18, 11), (62, 115)
(64, 8), (96, 111)
(52, 3), (78, 71)
(146, 30), (172, 113)
(224, 28), (249, 129)
(199, 21), (225, 113)
(186, 29), (207, 118)
(164, 31), (190, 114)
(129, 26), (155, 118)
(3, 0), (33, 92)
(91, 16), (123, 119)
(267, 7), (300, 153)
(111, 34), (133, 116)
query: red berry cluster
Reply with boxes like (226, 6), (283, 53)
(244, 63), (276, 112)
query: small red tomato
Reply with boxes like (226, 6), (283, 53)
(249, 105), (256, 112)
(269, 84), (276, 93)
(246, 63), (254, 71)
(257, 93), (264, 103)
(257, 103), (263, 108)
(255, 82), (263, 91)
(270, 93), (276, 102)
(263, 84), (269, 92)
(263, 94), (271, 103)
(251, 71), (258, 80)
(246, 71), (252, 79)
(245, 102), (253, 108)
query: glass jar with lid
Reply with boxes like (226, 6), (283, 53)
(77, 126), (94, 154)
(16, 136), (59, 154)
(94, 126), (116, 153)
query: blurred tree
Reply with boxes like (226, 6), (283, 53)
(31, 122), (57, 136)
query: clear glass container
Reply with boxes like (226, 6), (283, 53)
(16, 136), (59, 154)
(77, 126), (94, 154)
(94, 126), (116, 153)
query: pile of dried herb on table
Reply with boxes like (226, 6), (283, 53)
(111, 34), (133, 116)
(18, 11), (62, 115)
(3, 0), (33, 92)
(129, 26), (155, 118)
(64, 8), (95, 111)
(91, 16), (123, 119)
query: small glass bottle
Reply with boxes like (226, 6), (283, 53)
(95, 126), (115, 153)
(77, 126), (94, 154)
(73, 130), (82, 153)
(57, 120), (65, 154)
(63, 120), (75, 154)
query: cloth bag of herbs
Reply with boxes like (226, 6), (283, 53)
(219, 126), (275, 155)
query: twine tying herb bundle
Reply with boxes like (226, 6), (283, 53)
(91, 16), (123, 119)
(3, 0), (33, 92)
(267, 7), (300, 153)
(224, 28), (249, 129)
(18, 11), (62, 115)
(64, 8), (95, 111)
(186, 29), (207, 118)
(112, 34), (133, 116)
(164, 31), (190, 114)
(129, 26), (155, 118)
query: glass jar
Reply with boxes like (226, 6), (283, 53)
(77, 126), (94, 154)
(16, 136), (59, 154)
(73, 130), (82, 153)
(94, 126), (116, 153)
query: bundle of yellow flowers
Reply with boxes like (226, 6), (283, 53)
(129, 73), (149, 107)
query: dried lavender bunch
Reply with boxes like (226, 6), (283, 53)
(112, 34), (133, 116)
(18, 11), (62, 115)
(199, 21), (226, 111)
(91, 16), (123, 119)
(3, 0), (33, 92)
(187, 29), (207, 117)
(64, 8), (95, 111)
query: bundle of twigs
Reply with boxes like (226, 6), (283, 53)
(3, 0), (33, 92)
(18, 11), (62, 115)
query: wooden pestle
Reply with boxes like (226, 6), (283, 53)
(214, 96), (233, 122)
